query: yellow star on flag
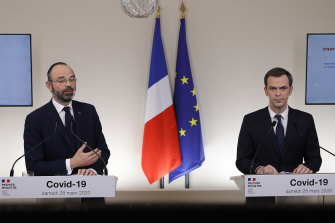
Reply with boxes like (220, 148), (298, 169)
(194, 104), (199, 111)
(189, 117), (198, 126)
(179, 128), (186, 136)
(180, 76), (189, 85)
(190, 88), (196, 96)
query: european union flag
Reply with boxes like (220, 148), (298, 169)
(169, 18), (205, 183)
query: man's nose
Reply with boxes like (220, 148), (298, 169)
(65, 79), (72, 86)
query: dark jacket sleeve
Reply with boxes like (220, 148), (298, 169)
(298, 114), (322, 172)
(86, 106), (110, 175)
(24, 113), (68, 176)
(236, 115), (257, 174)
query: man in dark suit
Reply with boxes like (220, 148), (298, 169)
(236, 67), (322, 175)
(24, 62), (110, 177)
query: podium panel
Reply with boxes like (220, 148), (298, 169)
(1, 175), (117, 199)
(231, 174), (335, 197)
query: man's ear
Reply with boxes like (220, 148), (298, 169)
(46, 81), (52, 92)
(264, 86), (268, 96)
(289, 85), (293, 96)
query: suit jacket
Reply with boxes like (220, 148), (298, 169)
(24, 100), (110, 176)
(236, 106), (322, 174)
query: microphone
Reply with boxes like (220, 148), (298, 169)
(10, 121), (58, 177)
(292, 122), (335, 157)
(249, 121), (277, 174)
(70, 122), (108, 175)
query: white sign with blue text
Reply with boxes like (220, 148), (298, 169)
(1, 175), (117, 199)
(244, 173), (335, 197)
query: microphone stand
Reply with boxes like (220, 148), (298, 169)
(292, 122), (335, 157)
(249, 121), (277, 174)
(297, 133), (335, 157)
(10, 122), (58, 177)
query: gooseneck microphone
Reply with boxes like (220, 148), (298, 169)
(10, 122), (58, 177)
(249, 121), (277, 174)
(70, 122), (108, 175)
(292, 123), (335, 157)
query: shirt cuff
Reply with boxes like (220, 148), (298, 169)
(66, 159), (72, 175)
(65, 159), (99, 175)
(88, 168), (98, 175)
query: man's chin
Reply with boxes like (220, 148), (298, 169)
(62, 92), (75, 101)
(57, 95), (74, 103)
(273, 103), (288, 111)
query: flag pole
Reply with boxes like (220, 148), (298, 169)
(180, 0), (190, 190)
(156, 5), (165, 190)
(160, 177), (164, 189)
(180, 0), (185, 19)
(156, 4), (160, 18)
(185, 174), (190, 188)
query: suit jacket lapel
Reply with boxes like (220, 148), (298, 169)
(72, 101), (83, 148)
(281, 107), (294, 157)
(47, 99), (76, 152)
(46, 100), (61, 125)
(261, 107), (281, 155)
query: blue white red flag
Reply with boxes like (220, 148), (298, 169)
(142, 18), (181, 184)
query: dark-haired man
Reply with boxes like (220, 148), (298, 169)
(236, 67), (321, 175)
(24, 62), (110, 177)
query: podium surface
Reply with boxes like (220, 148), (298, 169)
(231, 173), (335, 197)
(1, 175), (117, 199)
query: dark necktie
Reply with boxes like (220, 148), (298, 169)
(275, 114), (284, 152)
(63, 106), (76, 146)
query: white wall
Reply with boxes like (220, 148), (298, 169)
(1, 0), (335, 191)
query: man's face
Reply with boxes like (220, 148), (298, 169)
(264, 75), (293, 113)
(46, 64), (76, 105)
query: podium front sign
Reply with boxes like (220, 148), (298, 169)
(1, 175), (117, 199)
(244, 174), (334, 197)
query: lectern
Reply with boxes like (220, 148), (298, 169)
(1, 175), (117, 199)
(230, 174), (335, 204)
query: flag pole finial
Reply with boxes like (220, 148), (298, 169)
(156, 5), (160, 18)
(180, 1), (186, 18)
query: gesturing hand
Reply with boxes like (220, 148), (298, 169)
(70, 143), (101, 169)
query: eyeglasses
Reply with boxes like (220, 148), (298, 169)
(50, 77), (77, 85)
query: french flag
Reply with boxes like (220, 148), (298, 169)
(142, 17), (181, 184)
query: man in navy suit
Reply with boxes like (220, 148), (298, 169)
(24, 62), (110, 177)
(236, 67), (322, 175)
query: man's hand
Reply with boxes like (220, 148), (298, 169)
(293, 164), (313, 174)
(77, 169), (97, 176)
(256, 165), (279, 175)
(72, 169), (97, 176)
(70, 143), (101, 169)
